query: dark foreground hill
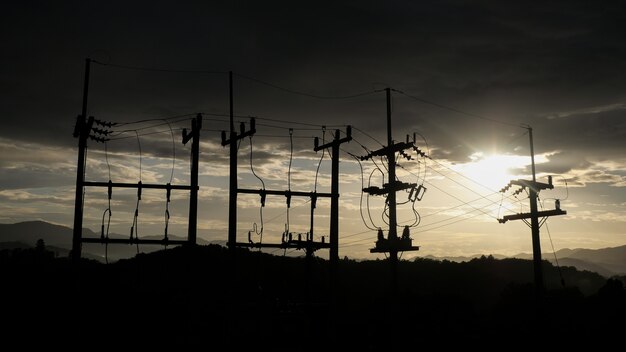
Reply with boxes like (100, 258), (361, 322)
(1, 244), (625, 349)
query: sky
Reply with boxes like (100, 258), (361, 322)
(1, 1), (626, 259)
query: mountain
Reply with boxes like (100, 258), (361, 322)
(416, 245), (626, 278)
(510, 245), (626, 277)
(0, 220), (97, 247)
(0, 221), (208, 262)
(421, 254), (507, 262)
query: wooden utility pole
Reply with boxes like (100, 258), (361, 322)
(71, 58), (92, 262)
(362, 88), (424, 294)
(314, 128), (352, 295)
(183, 114), (203, 245)
(73, 116), (201, 252)
(498, 126), (566, 299)
(224, 71), (256, 255)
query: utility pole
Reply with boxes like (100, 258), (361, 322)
(228, 71), (237, 254)
(361, 88), (424, 294)
(183, 114), (203, 245)
(314, 127), (352, 297)
(71, 58), (92, 262)
(74, 116), (201, 252)
(224, 71), (256, 255)
(498, 126), (566, 301)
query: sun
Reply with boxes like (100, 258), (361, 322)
(455, 153), (529, 190)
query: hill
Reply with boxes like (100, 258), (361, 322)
(1, 244), (624, 347)
(0, 220), (208, 262)
(510, 245), (626, 277)
(418, 245), (626, 278)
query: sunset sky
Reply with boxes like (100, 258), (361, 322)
(2, 1), (625, 259)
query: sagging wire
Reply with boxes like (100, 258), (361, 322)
(367, 167), (385, 229)
(539, 199), (566, 287)
(345, 150), (378, 231)
(249, 136), (266, 245)
(162, 119), (176, 248)
(314, 127), (326, 192)
(283, 129), (294, 243)
(130, 131), (142, 254)
(101, 186), (112, 264)
(102, 141), (112, 263)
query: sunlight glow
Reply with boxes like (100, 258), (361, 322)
(454, 153), (530, 190)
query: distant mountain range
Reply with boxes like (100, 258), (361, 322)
(0, 220), (209, 262)
(420, 245), (626, 277)
(2, 220), (625, 277)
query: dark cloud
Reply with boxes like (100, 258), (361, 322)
(2, 0), (625, 181)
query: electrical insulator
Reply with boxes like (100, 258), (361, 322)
(250, 117), (255, 131)
(260, 192), (266, 207)
(314, 137), (319, 149)
(346, 125), (351, 138)
(221, 130), (226, 144)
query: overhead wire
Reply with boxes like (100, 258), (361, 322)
(92, 60), (228, 75)
(249, 136), (266, 243)
(392, 88), (524, 128)
(234, 72), (381, 100)
(539, 200), (566, 287)
(130, 131), (142, 254)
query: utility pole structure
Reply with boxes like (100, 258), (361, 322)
(361, 88), (425, 294)
(224, 71), (256, 256)
(183, 114), (203, 245)
(314, 127), (352, 297)
(498, 126), (566, 300)
(72, 114), (202, 256)
(71, 58), (92, 262)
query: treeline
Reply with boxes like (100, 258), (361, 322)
(1, 244), (624, 348)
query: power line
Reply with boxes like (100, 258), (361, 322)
(352, 126), (384, 147)
(234, 72), (381, 100)
(392, 88), (524, 128)
(413, 209), (489, 233)
(92, 60), (228, 75)
(254, 116), (344, 128)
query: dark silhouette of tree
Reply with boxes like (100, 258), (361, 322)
(36, 238), (45, 251)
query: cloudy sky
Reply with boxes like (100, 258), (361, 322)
(2, 1), (625, 259)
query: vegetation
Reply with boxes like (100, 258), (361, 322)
(1, 244), (624, 348)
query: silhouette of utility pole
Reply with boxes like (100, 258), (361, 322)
(224, 71), (256, 257)
(229, 128), (352, 281)
(71, 58), (201, 261)
(361, 88), (424, 294)
(498, 126), (566, 300)
(72, 114), (202, 258)
(71, 58), (92, 262)
(314, 127), (352, 298)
